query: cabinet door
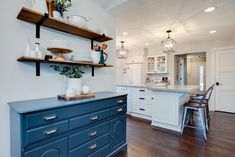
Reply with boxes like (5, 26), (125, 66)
(110, 115), (126, 151)
(24, 138), (67, 157)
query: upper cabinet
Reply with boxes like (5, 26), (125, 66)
(147, 54), (168, 74)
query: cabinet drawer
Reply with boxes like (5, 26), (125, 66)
(25, 98), (117, 130)
(116, 96), (127, 105)
(132, 105), (152, 116)
(70, 109), (110, 130)
(25, 108), (71, 130)
(132, 88), (149, 96)
(69, 122), (109, 149)
(89, 145), (109, 157)
(110, 105), (127, 116)
(24, 137), (67, 157)
(25, 120), (69, 146)
(69, 133), (109, 157)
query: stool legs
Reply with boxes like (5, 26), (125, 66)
(198, 108), (207, 141)
(182, 107), (208, 141)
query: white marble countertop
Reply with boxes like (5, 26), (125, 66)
(116, 84), (199, 93)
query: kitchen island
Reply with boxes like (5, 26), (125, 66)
(9, 92), (127, 157)
(116, 85), (199, 132)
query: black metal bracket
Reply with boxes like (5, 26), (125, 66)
(91, 67), (95, 77)
(36, 13), (49, 38)
(90, 34), (106, 49)
(35, 62), (41, 76)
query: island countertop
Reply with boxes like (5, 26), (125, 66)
(8, 91), (127, 114)
(116, 84), (199, 93)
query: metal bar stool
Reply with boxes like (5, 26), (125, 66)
(181, 84), (215, 141)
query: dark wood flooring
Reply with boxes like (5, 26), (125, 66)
(116, 112), (235, 157)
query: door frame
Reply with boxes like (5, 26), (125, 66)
(212, 46), (235, 111)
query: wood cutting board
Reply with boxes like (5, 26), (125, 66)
(58, 93), (96, 101)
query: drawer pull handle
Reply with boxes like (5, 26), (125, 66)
(89, 144), (97, 150)
(44, 115), (57, 121)
(90, 116), (98, 121)
(117, 100), (123, 104)
(44, 128), (57, 135)
(139, 90), (145, 92)
(139, 108), (145, 111)
(139, 98), (145, 100)
(117, 108), (123, 112)
(89, 131), (97, 137)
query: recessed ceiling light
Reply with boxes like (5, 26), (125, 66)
(205, 6), (217, 13)
(210, 30), (217, 34)
(145, 43), (150, 46)
(122, 32), (128, 35)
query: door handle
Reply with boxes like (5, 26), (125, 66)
(139, 98), (145, 100)
(216, 82), (219, 86)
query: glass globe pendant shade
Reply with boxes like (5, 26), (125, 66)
(117, 41), (128, 58)
(161, 30), (176, 53)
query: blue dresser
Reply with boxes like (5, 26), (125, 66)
(9, 92), (127, 157)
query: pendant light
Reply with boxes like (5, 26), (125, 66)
(161, 30), (176, 53)
(117, 41), (128, 58)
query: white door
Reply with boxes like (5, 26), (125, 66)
(215, 48), (235, 113)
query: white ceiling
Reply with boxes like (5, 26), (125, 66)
(93, 0), (235, 49)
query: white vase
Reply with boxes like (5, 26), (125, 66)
(67, 78), (82, 95)
(90, 50), (100, 64)
(32, 0), (48, 14)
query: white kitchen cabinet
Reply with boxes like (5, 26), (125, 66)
(116, 86), (132, 113)
(151, 91), (190, 132)
(147, 54), (168, 74)
(130, 87), (153, 120)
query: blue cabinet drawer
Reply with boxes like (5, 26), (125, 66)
(89, 145), (109, 157)
(23, 137), (67, 157)
(70, 109), (110, 130)
(116, 96), (127, 105)
(25, 98), (116, 130)
(25, 108), (70, 130)
(110, 105), (127, 116)
(69, 122), (109, 149)
(25, 120), (69, 146)
(69, 133), (109, 157)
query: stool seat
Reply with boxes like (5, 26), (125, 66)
(184, 102), (207, 108)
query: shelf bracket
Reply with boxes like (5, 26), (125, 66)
(35, 62), (41, 76)
(90, 34), (106, 49)
(91, 40), (94, 50)
(36, 13), (49, 38)
(91, 66), (95, 77)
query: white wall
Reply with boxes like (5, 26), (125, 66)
(0, 1), (116, 156)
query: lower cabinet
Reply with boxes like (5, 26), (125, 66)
(24, 138), (67, 157)
(10, 95), (127, 157)
(110, 115), (126, 151)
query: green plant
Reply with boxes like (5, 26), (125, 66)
(56, 0), (72, 14)
(50, 65), (85, 78)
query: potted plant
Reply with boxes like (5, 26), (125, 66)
(51, 65), (84, 95)
(56, 0), (72, 18)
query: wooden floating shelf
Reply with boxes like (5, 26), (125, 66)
(17, 7), (113, 42)
(17, 56), (113, 76)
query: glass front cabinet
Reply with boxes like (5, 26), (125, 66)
(147, 54), (168, 74)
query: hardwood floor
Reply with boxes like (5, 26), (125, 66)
(116, 112), (235, 157)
